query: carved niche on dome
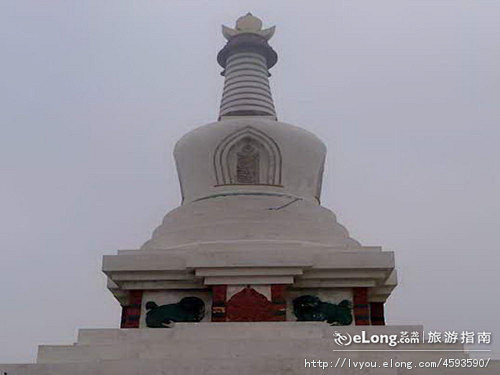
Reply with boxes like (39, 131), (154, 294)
(213, 126), (282, 186)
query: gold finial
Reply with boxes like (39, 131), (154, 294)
(222, 13), (275, 41)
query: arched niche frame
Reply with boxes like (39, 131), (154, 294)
(214, 126), (282, 186)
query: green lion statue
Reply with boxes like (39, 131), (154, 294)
(292, 295), (353, 325)
(145, 297), (205, 328)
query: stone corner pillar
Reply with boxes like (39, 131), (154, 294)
(353, 287), (370, 325)
(211, 285), (228, 322)
(271, 284), (287, 321)
(120, 290), (143, 328)
(370, 302), (386, 325)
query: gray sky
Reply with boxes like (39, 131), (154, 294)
(1, 0), (499, 363)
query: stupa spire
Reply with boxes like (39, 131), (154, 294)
(217, 14), (278, 119)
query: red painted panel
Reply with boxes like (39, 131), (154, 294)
(353, 287), (370, 326)
(120, 290), (143, 328)
(211, 285), (227, 322)
(226, 287), (275, 322)
(370, 302), (385, 325)
(271, 284), (287, 321)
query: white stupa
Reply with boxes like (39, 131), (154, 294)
(2, 13), (497, 375)
(102, 13), (396, 328)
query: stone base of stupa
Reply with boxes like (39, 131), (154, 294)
(1, 323), (498, 374)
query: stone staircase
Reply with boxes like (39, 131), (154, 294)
(1, 323), (498, 374)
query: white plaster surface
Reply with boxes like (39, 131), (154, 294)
(173, 118), (327, 204)
(103, 245), (397, 305)
(219, 52), (276, 118)
(1, 323), (497, 374)
(140, 195), (360, 250)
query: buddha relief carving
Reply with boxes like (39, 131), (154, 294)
(236, 141), (260, 184)
(214, 126), (281, 186)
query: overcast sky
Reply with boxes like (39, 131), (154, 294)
(1, 0), (499, 363)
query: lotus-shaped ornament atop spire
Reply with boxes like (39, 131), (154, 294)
(222, 13), (275, 41)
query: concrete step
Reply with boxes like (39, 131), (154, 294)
(3, 356), (499, 375)
(77, 322), (327, 344)
(38, 338), (339, 363)
(38, 338), (468, 364)
(2, 357), (396, 375)
(77, 322), (426, 345)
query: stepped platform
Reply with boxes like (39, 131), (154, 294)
(1, 323), (498, 374)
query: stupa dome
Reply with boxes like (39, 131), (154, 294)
(174, 117), (327, 204)
(142, 117), (363, 250)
